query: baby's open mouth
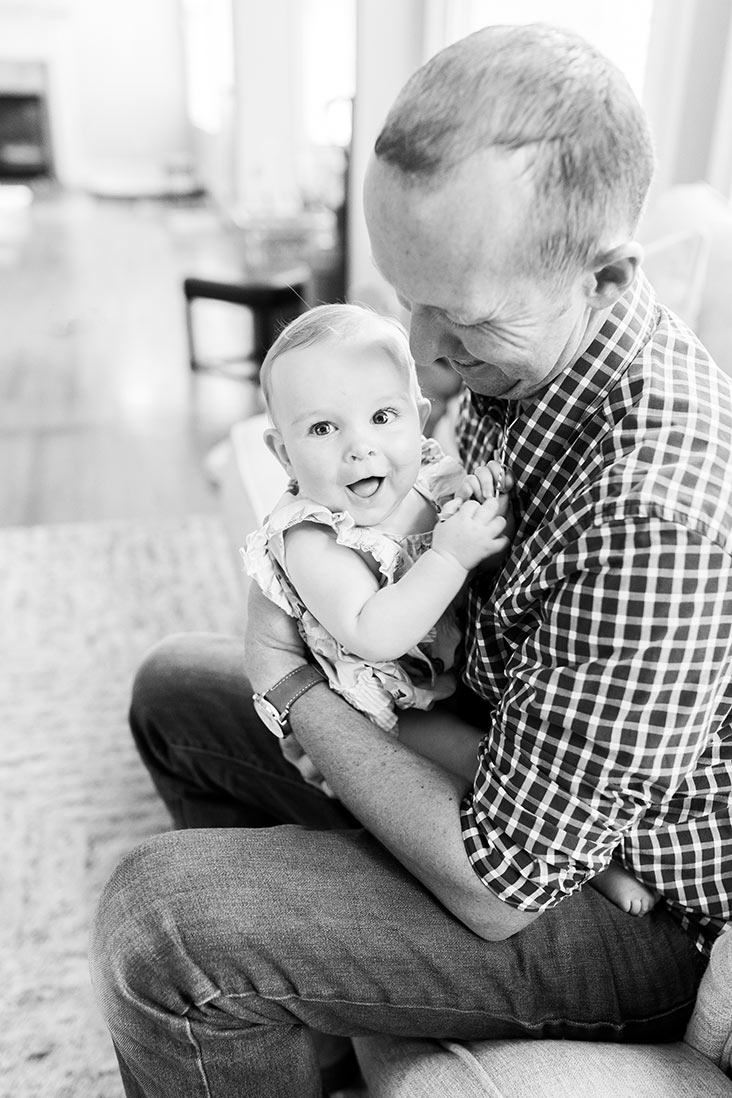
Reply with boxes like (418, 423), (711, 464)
(347, 476), (383, 499)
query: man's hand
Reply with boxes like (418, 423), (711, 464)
(245, 584), (307, 695)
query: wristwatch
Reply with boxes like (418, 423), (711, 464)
(252, 664), (326, 738)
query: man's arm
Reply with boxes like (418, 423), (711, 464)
(245, 583), (538, 941)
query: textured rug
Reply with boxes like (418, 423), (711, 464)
(0, 515), (242, 1097)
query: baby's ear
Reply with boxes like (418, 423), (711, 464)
(417, 396), (432, 431)
(264, 428), (294, 476)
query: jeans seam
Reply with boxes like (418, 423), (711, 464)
(197, 989), (699, 1032)
(184, 1014), (214, 1097)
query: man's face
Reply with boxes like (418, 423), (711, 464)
(364, 152), (597, 403)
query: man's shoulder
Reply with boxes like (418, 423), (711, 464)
(601, 307), (732, 518)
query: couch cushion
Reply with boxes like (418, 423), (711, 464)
(685, 927), (732, 1073)
(355, 1033), (732, 1097)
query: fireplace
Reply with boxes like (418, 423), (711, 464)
(0, 61), (53, 180)
(0, 92), (52, 177)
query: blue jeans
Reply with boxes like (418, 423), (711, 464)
(89, 633), (708, 1098)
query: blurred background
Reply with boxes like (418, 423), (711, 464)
(1, 0), (731, 527)
(3, 6), (732, 1096)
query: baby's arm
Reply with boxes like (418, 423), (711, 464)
(284, 499), (508, 663)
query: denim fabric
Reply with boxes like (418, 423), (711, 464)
(89, 633), (708, 1098)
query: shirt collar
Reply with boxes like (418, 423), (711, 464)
(470, 271), (658, 493)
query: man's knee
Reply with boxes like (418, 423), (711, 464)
(131, 633), (249, 724)
(131, 634), (203, 720)
(89, 833), (210, 1021)
(90, 836), (164, 1020)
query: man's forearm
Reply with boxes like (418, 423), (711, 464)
(244, 581), (536, 939)
(290, 683), (537, 941)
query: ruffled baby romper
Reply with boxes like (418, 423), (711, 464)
(242, 438), (467, 793)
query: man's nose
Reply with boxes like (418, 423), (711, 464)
(408, 304), (458, 366)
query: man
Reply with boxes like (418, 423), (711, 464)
(90, 24), (732, 1098)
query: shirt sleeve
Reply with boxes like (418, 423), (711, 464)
(460, 515), (732, 911)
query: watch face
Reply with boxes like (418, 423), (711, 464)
(253, 693), (288, 738)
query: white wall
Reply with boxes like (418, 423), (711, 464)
(72, 0), (191, 196)
(643, 0), (732, 200)
(230, 0), (304, 219)
(347, 0), (425, 302)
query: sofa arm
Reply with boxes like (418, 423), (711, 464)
(215, 415), (287, 627)
(684, 928), (732, 1073)
(354, 931), (732, 1097)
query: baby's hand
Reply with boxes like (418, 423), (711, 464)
(460, 460), (512, 502)
(432, 495), (509, 572)
(440, 461), (514, 520)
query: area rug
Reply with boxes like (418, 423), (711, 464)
(0, 515), (242, 1097)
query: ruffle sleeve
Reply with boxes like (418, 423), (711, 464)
(417, 436), (467, 510)
(240, 523), (295, 617)
(242, 491), (403, 588)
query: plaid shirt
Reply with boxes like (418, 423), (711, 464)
(457, 271), (732, 954)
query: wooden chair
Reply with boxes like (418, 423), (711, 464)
(183, 265), (310, 378)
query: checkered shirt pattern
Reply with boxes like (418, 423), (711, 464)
(457, 271), (732, 954)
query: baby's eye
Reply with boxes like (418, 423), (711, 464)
(309, 421), (334, 436)
(372, 408), (397, 426)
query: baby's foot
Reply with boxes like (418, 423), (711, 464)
(591, 862), (660, 916)
(622, 882), (659, 917)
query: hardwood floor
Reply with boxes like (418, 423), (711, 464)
(0, 185), (265, 527)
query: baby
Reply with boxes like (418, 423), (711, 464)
(243, 303), (508, 769)
(242, 303), (657, 918)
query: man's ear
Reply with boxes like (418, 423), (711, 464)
(417, 396), (432, 432)
(587, 242), (644, 309)
(264, 428), (294, 477)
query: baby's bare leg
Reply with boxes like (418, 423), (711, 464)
(591, 861), (660, 917)
(397, 708), (485, 783)
(401, 714), (660, 918)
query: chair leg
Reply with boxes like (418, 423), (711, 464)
(185, 297), (198, 372)
(252, 308), (270, 365)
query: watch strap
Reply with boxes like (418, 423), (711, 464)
(264, 664), (326, 719)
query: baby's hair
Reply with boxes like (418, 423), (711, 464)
(260, 303), (422, 423)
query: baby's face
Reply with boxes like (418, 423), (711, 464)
(266, 339), (429, 526)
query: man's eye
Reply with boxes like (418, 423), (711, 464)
(445, 313), (494, 334)
(372, 408), (396, 425)
(309, 421), (333, 436)
(445, 315), (478, 332)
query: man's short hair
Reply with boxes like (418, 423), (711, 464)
(374, 23), (655, 284)
(260, 303), (422, 423)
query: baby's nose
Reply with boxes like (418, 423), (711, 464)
(347, 435), (376, 460)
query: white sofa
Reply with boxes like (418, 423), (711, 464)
(219, 413), (732, 1097)
(353, 923), (732, 1097)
